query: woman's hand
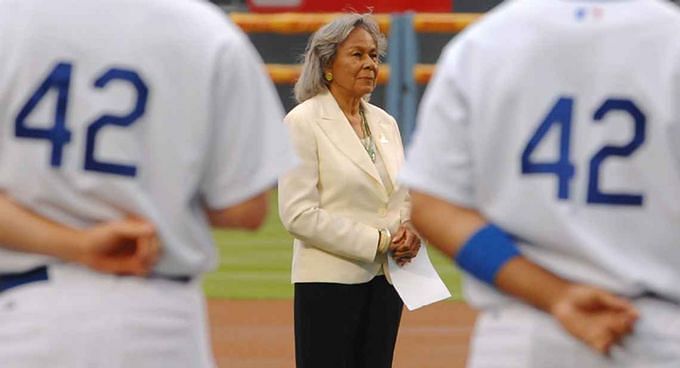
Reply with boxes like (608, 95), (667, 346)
(389, 221), (421, 266)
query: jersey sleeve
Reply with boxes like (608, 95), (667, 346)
(200, 29), (298, 209)
(671, 69), (680, 171)
(398, 41), (477, 208)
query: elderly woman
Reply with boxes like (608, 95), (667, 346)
(278, 13), (421, 368)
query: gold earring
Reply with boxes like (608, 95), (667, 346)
(325, 72), (333, 82)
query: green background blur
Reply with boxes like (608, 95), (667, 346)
(203, 192), (462, 300)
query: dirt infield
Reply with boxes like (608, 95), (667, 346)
(208, 300), (477, 368)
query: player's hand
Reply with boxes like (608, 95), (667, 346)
(74, 218), (160, 277)
(550, 284), (639, 355)
(390, 221), (421, 266)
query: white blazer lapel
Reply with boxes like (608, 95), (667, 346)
(363, 103), (400, 189)
(316, 92), (384, 187)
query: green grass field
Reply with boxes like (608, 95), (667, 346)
(203, 192), (463, 300)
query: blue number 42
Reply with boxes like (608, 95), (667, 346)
(15, 62), (148, 177)
(521, 96), (645, 206)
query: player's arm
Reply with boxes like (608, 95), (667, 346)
(0, 193), (159, 276)
(410, 190), (639, 355)
(200, 28), (296, 235)
(205, 191), (268, 230)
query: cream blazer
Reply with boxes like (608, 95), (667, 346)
(279, 90), (410, 284)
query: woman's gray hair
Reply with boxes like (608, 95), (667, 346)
(294, 13), (387, 103)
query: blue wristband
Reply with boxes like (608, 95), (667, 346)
(454, 224), (521, 285)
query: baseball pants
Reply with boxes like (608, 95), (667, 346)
(467, 297), (680, 368)
(0, 263), (215, 368)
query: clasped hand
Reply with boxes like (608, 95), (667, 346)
(389, 221), (422, 267)
(551, 285), (639, 355)
(74, 218), (161, 277)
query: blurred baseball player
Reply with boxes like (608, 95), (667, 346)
(400, 0), (680, 366)
(0, 0), (296, 367)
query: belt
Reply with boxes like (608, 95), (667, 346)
(0, 266), (191, 293)
(150, 273), (192, 283)
(635, 291), (680, 305)
(0, 266), (49, 293)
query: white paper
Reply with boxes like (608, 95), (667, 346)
(387, 245), (451, 310)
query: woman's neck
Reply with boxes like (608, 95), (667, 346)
(329, 87), (362, 117)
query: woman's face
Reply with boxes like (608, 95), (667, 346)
(327, 27), (379, 98)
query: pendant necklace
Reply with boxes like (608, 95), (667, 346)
(359, 109), (376, 162)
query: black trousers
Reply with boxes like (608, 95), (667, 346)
(294, 275), (404, 368)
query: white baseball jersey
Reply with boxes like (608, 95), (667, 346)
(0, 0), (296, 276)
(400, 0), (680, 306)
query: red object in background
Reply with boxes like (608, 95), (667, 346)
(247, 0), (452, 13)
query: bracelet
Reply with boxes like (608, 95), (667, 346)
(377, 228), (391, 254)
(454, 224), (521, 285)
